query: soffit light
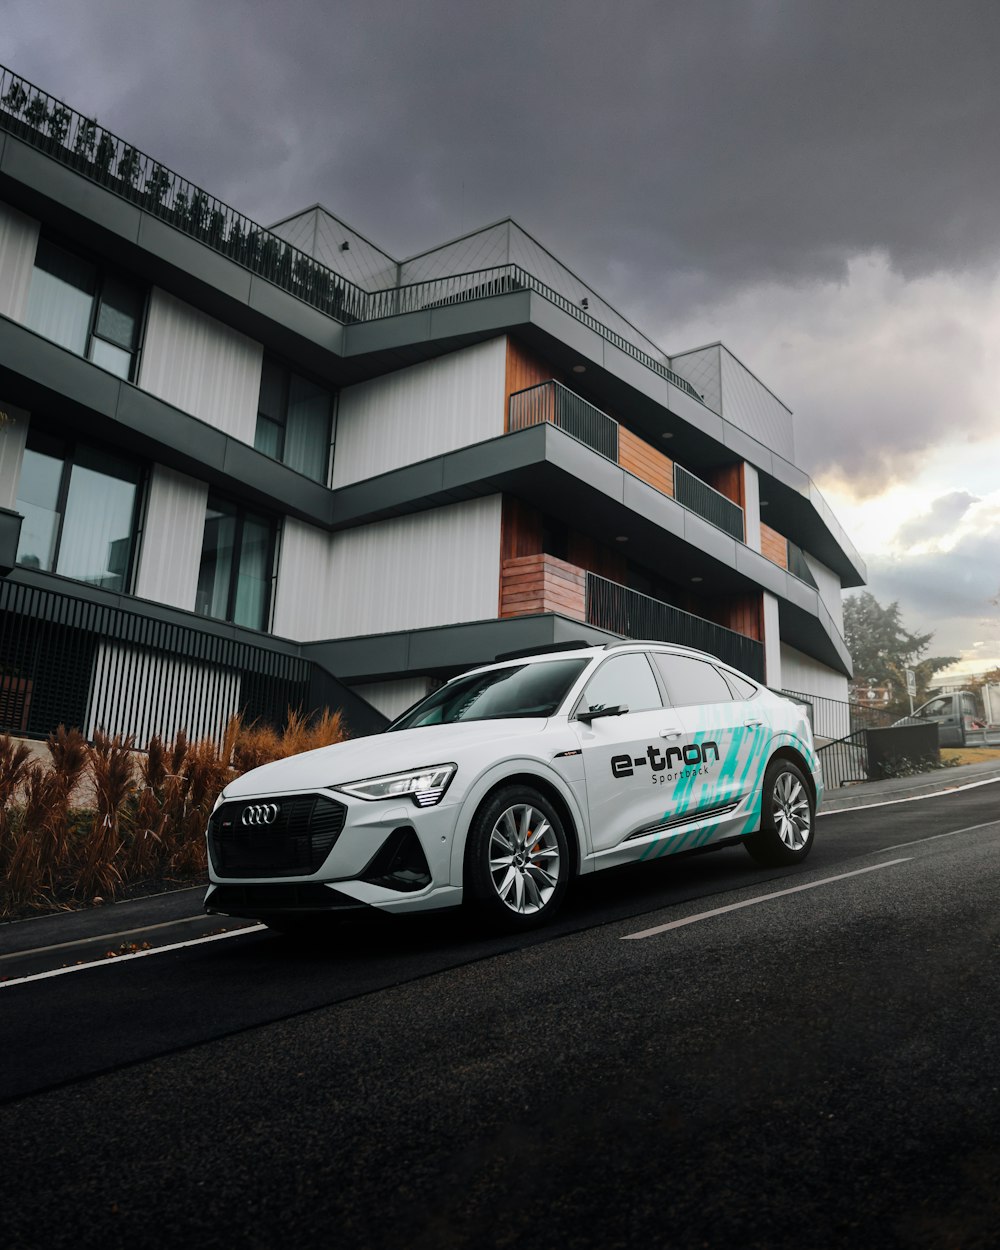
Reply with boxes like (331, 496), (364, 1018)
(573, 364), (587, 373)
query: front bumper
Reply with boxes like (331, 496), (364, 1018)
(205, 787), (464, 922)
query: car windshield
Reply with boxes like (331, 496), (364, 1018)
(386, 658), (590, 731)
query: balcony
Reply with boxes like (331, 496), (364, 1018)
(499, 554), (765, 681)
(508, 381), (743, 540)
(761, 522), (819, 589)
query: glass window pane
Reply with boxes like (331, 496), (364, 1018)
(232, 513), (271, 630)
(196, 500), (237, 620)
(254, 414), (283, 460)
(94, 276), (142, 350)
(653, 654), (735, 706)
(258, 358), (286, 424)
(89, 337), (133, 379)
(581, 653), (662, 714)
(284, 374), (331, 481)
(15, 445), (65, 571)
(24, 239), (97, 356)
(56, 454), (138, 591)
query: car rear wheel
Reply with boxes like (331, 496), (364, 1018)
(465, 786), (570, 930)
(743, 759), (815, 867)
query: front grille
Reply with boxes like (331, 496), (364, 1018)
(208, 794), (347, 878)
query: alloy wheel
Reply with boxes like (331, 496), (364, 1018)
(772, 770), (811, 850)
(488, 803), (562, 914)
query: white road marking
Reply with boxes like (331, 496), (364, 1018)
(819, 774), (1000, 816)
(878, 819), (1000, 854)
(0, 924), (266, 989)
(622, 859), (911, 940)
(0, 915), (256, 963)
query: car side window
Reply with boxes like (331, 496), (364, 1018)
(917, 697), (949, 718)
(579, 653), (662, 715)
(652, 653), (735, 706)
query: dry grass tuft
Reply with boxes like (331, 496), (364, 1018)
(0, 703), (352, 918)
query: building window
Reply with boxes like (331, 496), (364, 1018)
(24, 238), (145, 380)
(254, 358), (334, 483)
(195, 495), (276, 631)
(14, 431), (142, 591)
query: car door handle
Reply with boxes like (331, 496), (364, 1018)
(744, 719), (764, 728)
(659, 728), (682, 739)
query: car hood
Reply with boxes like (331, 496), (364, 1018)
(222, 718), (552, 798)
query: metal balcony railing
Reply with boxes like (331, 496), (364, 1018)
(585, 573), (765, 682)
(0, 63), (705, 405)
(673, 465), (745, 541)
(508, 380), (619, 461)
(786, 540), (819, 588)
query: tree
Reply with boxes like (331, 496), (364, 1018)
(843, 592), (957, 713)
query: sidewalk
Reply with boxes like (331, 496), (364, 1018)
(821, 756), (1000, 813)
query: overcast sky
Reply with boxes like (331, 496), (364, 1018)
(8, 0), (1000, 676)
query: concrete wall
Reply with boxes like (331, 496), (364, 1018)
(803, 551), (845, 635)
(333, 338), (506, 487)
(780, 642), (850, 705)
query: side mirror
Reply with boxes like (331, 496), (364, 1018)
(577, 705), (629, 725)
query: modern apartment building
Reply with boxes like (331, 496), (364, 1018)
(0, 64), (864, 744)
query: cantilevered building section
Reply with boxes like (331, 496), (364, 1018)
(0, 62), (864, 742)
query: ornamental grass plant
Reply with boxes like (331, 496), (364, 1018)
(0, 709), (349, 919)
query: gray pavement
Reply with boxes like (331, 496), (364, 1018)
(821, 754), (1000, 812)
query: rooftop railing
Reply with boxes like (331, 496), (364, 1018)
(0, 63), (703, 403)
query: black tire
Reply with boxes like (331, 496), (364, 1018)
(465, 785), (570, 931)
(743, 758), (815, 867)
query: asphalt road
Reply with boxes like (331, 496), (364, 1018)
(2, 782), (999, 1249)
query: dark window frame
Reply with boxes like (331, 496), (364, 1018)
(14, 427), (146, 592)
(254, 355), (336, 484)
(27, 233), (149, 383)
(196, 493), (280, 633)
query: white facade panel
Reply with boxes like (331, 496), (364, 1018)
(350, 678), (434, 722)
(803, 553), (845, 635)
(271, 518), (333, 641)
(333, 338), (507, 487)
(780, 643), (850, 739)
(669, 344), (722, 414)
(742, 462), (762, 553)
(762, 592), (782, 689)
(720, 347), (795, 460)
(0, 201), (39, 322)
(0, 403), (30, 511)
(88, 641), (241, 747)
(291, 496), (502, 641)
(134, 465), (209, 610)
(138, 288), (263, 443)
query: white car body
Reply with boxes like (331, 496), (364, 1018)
(204, 642), (821, 928)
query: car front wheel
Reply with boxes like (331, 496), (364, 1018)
(743, 759), (815, 867)
(465, 786), (570, 930)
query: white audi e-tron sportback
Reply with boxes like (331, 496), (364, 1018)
(204, 641), (821, 933)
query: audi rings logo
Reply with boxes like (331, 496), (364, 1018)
(241, 803), (280, 826)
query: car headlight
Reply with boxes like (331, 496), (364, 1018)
(335, 763), (457, 807)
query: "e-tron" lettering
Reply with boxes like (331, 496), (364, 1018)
(610, 741), (719, 779)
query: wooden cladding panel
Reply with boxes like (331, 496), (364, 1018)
(500, 555), (586, 621)
(703, 593), (764, 642)
(505, 337), (566, 429)
(619, 428), (674, 497)
(501, 496), (545, 564)
(760, 522), (789, 568)
(703, 462), (745, 508)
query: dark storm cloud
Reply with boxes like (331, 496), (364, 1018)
(863, 525), (1000, 655)
(894, 491), (980, 548)
(7, 1), (1000, 488)
(9, 0), (1000, 301)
